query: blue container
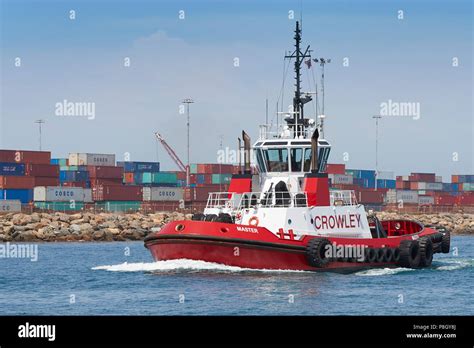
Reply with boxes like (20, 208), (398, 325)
(59, 170), (90, 182)
(117, 161), (160, 173)
(0, 162), (25, 176)
(376, 179), (396, 189)
(360, 170), (376, 180)
(362, 178), (376, 188)
(0, 189), (33, 203)
(197, 174), (206, 184)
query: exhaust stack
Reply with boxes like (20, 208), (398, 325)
(242, 131), (251, 175)
(310, 128), (319, 173)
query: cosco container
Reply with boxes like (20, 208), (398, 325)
(68, 153), (115, 166)
(0, 162), (25, 176)
(0, 150), (51, 164)
(142, 187), (184, 201)
(117, 161), (160, 173)
(0, 189), (33, 203)
(328, 174), (353, 185)
(34, 186), (86, 202)
(0, 200), (21, 212)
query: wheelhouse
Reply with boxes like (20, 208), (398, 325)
(253, 139), (331, 174)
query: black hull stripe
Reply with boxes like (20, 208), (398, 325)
(144, 234), (306, 254)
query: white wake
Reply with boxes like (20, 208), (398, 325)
(91, 259), (304, 273)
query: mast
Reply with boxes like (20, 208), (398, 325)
(284, 21), (312, 138)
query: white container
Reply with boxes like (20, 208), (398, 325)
(142, 187), (184, 201)
(417, 182), (443, 191)
(377, 171), (394, 180)
(68, 153), (115, 166)
(435, 176), (442, 183)
(418, 196), (434, 205)
(396, 190), (419, 204)
(329, 174), (353, 185)
(0, 200), (21, 212)
(83, 188), (93, 203)
(34, 186), (85, 202)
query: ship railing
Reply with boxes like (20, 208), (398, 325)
(330, 190), (358, 206)
(206, 192), (241, 210)
(238, 191), (308, 209)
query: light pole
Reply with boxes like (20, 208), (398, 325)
(35, 119), (45, 151)
(372, 115), (382, 190)
(182, 98), (194, 186)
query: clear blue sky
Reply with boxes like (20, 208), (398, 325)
(1, 0), (472, 180)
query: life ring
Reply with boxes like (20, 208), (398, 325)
(248, 216), (259, 226)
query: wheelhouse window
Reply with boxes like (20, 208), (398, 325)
(303, 148), (312, 171)
(290, 148), (303, 172)
(256, 149), (266, 173)
(262, 148), (289, 172)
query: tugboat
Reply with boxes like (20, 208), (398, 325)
(145, 22), (450, 272)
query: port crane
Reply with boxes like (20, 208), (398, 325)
(154, 132), (187, 173)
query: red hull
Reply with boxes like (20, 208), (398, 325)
(144, 220), (442, 272)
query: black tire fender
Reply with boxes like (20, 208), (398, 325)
(306, 238), (332, 268)
(397, 239), (421, 268)
(419, 237), (434, 267)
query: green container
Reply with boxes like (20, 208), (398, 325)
(190, 164), (198, 174)
(462, 183), (474, 191)
(211, 173), (232, 184)
(152, 172), (178, 184)
(97, 201), (142, 212)
(34, 201), (84, 211)
(139, 172), (153, 184)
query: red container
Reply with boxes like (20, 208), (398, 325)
(90, 179), (123, 187)
(25, 164), (59, 177)
(456, 192), (474, 206)
(0, 149), (51, 164)
(34, 177), (60, 186)
(87, 166), (124, 179)
(141, 201), (182, 212)
(123, 173), (134, 184)
(357, 189), (384, 204)
(0, 176), (35, 189)
(185, 184), (229, 202)
(409, 182), (419, 190)
(396, 181), (410, 190)
(409, 173), (436, 182)
(189, 174), (197, 185)
(326, 163), (346, 175)
(61, 181), (89, 188)
(92, 185), (143, 201)
(434, 194), (457, 205)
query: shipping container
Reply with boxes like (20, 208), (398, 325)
(0, 200), (22, 212)
(435, 176), (442, 183)
(51, 158), (68, 166)
(123, 173), (135, 184)
(452, 175), (474, 184)
(396, 180), (410, 190)
(386, 190), (418, 204)
(211, 173), (232, 185)
(34, 201), (84, 211)
(60, 170), (90, 182)
(457, 193), (474, 205)
(415, 182), (443, 191)
(61, 181), (91, 188)
(69, 153), (115, 166)
(376, 179), (396, 189)
(409, 173), (436, 182)
(135, 172), (178, 185)
(357, 189), (384, 204)
(0, 176), (35, 189)
(0, 189), (33, 203)
(460, 183), (474, 191)
(92, 185), (142, 201)
(184, 184), (229, 202)
(87, 166), (123, 179)
(117, 161), (160, 173)
(96, 201), (142, 212)
(34, 177), (60, 187)
(25, 164), (59, 177)
(325, 163), (346, 175)
(90, 179), (123, 187)
(0, 162), (25, 176)
(143, 187), (184, 201)
(329, 174), (353, 185)
(418, 195), (435, 205)
(434, 194), (457, 206)
(34, 186), (87, 202)
(190, 164), (198, 174)
(0, 149), (51, 164)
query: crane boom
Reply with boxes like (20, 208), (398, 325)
(154, 132), (187, 172)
